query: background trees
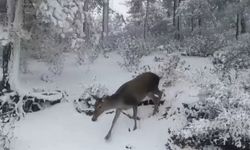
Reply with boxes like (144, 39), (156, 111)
(1, 0), (249, 74)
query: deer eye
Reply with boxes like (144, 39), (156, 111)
(98, 105), (102, 109)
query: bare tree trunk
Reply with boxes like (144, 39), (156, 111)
(175, 0), (181, 40)
(191, 17), (194, 32)
(7, 0), (16, 29)
(240, 12), (246, 34)
(198, 17), (202, 35)
(176, 16), (180, 39)
(83, 0), (90, 42)
(9, 0), (23, 90)
(0, 43), (12, 94)
(236, 13), (239, 40)
(4, 0), (23, 90)
(144, 0), (149, 40)
(173, 0), (177, 26)
(102, 0), (109, 41)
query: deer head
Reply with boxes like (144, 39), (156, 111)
(91, 95), (114, 121)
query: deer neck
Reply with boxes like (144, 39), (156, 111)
(107, 94), (121, 108)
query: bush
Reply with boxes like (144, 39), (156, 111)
(213, 34), (250, 72)
(0, 90), (65, 149)
(118, 36), (155, 72)
(182, 34), (226, 57)
(134, 54), (181, 88)
(170, 82), (250, 149)
(74, 84), (109, 115)
(0, 92), (21, 150)
(0, 117), (16, 150)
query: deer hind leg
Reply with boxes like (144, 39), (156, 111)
(105, 109), (121, 140)
(122, 111), (140, 120)
(148, 89), (163, 115)
(132, 106), (138, 130)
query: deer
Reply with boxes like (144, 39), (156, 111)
(91, 72), (163, 140)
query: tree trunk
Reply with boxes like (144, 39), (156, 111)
(175, 0), (181, 40)
(173, 0), (177, 26)
(9, 0), (23, 90)
(102, 0), (109, 41)
(5, 0), (23, 91)
(198, 17), (202, 35)
(144, 0), (149, 40)
(7, 0), (16, 29)
(191, 17), (194, 32)
(176, 16), (180, 39)
(236, 13), (239, 40)
(240, 13), (246, 34)
(0, 43), (12, 94)
(83, 0), (90, 42)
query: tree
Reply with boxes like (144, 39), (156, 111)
(233, 0), (248, 39)
(83, 0), (91, 42)
(128, 0), (144, 26)
(102, 0), (109, 41)
(143, 0), (150, 39)
(177, 0), (213, 35)
(0, 0), (24, 93)
(173, 0), (177, 26)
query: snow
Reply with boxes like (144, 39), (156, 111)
(110, 0), (129, 17)
(13, 52), (214, 150)
(14, 103), (170, 150)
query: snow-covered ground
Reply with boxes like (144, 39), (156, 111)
(13, 52), (213, 150)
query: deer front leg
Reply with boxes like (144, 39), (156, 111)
(105, 109), (121, 140)
(153, 98), (160, 115)
(122, 111), (140, 120)
(133, 106), (138, 130)
(151, 90), (163, 115)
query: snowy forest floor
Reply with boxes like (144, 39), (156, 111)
(12, 52), (214, 150)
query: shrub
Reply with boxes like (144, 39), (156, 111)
(74, 84), (109, 115)
(170, 82), (250, 149)
(134, 54), (181, 88)
(0, 93), (21, 150)
(182, 34), (226, 57)
(118, 36), (155, 72)
(213, 34), (250, 72)
(0, 118), (16, 150)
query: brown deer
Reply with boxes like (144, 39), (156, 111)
(91, 72), (163, 140)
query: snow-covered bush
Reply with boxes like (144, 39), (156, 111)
(182, 34), (225, 57)
(76, 44), (99, 65)
(134, 54), (181, 88)
(22, 0), (102, 73)
(170, 82), (250, 149)
(22, 20), (69, 75)
(74, 84), (109, 115)
(162, 40), (182, 54)
(157, 54), (181, 87)
(118, 36), (159, 72)
(213, 34), (250, 72)
(118, 36), (153, 72)
(0, 117), (16, 150)
(0, 93), (22, 150)
(0, 90), (65, 149)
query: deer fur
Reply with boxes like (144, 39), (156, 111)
(91, 72), (163, 140)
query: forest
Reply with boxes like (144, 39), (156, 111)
(0, 0), (250, 150)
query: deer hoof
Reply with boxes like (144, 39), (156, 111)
(133, 126), (137, 131)
(153, 109), (159, 115)
(105, 134), (111, 140)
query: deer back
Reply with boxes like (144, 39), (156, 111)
(114, 72), (160, 104)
